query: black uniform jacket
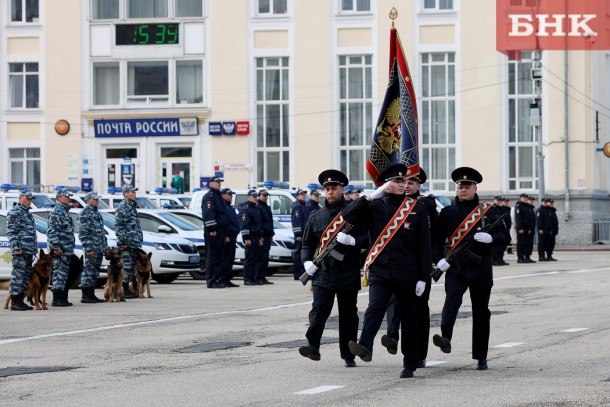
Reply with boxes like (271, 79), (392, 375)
(239, 201), (262, 240)
(257, 199), (275, 238)
(411, 191), (438, 230)
(536, 206), (551, 233)
(432, 194), (510, 285)
(549, 207), (559, 235)
(342, 194), (432, 287)
(301, 198), (367, 291)
(515, 201), (536, 231)
(225, 201), (239, 240)
(202, 187), (228, 234)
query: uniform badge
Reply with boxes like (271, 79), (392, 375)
(207, 202), (211, 208)
(295, 211), (299, 217)
(242, 214), (246, 221)
(403, 222), (411, 230)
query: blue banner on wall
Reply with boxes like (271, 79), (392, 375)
(94, 118), (198, 138)
(209, 122), (222, 136)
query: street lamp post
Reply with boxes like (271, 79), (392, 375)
(531, 51), (544, 202)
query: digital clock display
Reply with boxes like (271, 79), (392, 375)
(116, 23), (179, 45)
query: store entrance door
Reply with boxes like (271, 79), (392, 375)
(104, 148), (138, 192)
(161, 160), (191, 192)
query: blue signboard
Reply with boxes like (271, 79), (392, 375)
(222, 122), (236, 135)
(209, 122), (222, 136)
(94, 118), (198, 138)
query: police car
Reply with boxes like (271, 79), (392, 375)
(100, 187), (160, 209)
(144, 188), (191, 209)
(44, 186), (111, 210)
(0, 184), (57, 210)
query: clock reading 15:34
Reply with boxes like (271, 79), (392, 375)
(116, 23), (179, 45)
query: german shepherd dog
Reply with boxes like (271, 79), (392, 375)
(131, 249), (153, 298)
(3, 249), (54, 310)
(104, 247), (125, 303)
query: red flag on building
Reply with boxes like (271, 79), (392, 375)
(366, 27), (419, 186)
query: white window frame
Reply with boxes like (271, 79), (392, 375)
(90, 0), (206, 20)
(422, 0), (455, 12)
(255, 57), (290, 183)
(9, 148), (41, 189)
(339, 0), (371, 14)
(8, 62), (39, 109)
(420, 52), (456, 193)
(10, 0), (39, 23)
(338, 55), (374, 187)
(256, 0), (288, 17)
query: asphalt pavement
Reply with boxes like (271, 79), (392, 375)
(1, 250), (609, 406)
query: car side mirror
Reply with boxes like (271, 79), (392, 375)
(157, 225), (173, 233)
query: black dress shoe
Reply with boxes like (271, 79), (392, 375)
(400, 367), (414, 378)
(525, 257), (536, 263)
(244, 280), (256, 285)
(539, 257), (548, 262)
(547, 256), (557, 261)
(348, 341), (372, 362)
(261, 279), (274, 285)
(417, 359), (426, 368)
(517, 258), (527, 264)
(298, 344), (321, 361)
(501, 260), (509, 266)
(381, 334), (398, 355)
(433, 334), (451, 353)
(208, 282), (225, 288)
(225, 281), (240, 287)
(344, 359), (356, 368)
(477, 359), (488, 370)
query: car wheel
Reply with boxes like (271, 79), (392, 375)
(152, 272), (179, 284)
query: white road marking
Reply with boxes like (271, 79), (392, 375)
(494, 271), (560, 281)
(568, 267), (610, 274)
(561, 328), (589, 333)
(294, 385), (344, 395)
(493, 342), (524, 348)
(424, 361), (447, 366)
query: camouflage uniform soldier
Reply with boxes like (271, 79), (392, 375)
(78, 192), (107, 303)
(48, 188), (76, 307)
(114, 185), (143, 299)
(7, 190), (37, 311)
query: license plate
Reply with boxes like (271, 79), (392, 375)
(189, 255), (200, 263)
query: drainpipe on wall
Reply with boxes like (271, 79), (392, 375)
(564, 49), (570, 221)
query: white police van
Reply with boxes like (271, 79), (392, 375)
(0, 184), (56, 210)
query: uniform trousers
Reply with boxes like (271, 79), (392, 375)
(221, 237), (237, 282)
(306, 285), (359, 361)
(255, 236), (272, 281)
(546, 234), (556, 256)
(516, 231), (534, 258)
(243, 236), (261, 282)
(292, 239), (304, 279)
(386, 276), (431, 361)
(440, 270), (492, 360)
(359, 280), (418, 370)
(121, 247), (140, 284)
(9, 253), (34, 296)
(51, 253), (72, 292)
(205, 231), (225, 286)
(81, 252), (103, 288)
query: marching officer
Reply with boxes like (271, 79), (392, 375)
(257, 189), (274, 285)
(240, 190), (263, 285)
(547, 199), (559, 260)
(291, 189), (309, 280)
(220, 188), (240, 287)
(515, 193), (536, 263)
(381, 168), (437, 368)
(48, 188), (76, 307)
(343, 163), (431, 379)
(432, 167), (510, 371)
(201, 176), (228, 288)
(298, 169), (368, 367)
(306, 190), (321, 214)
(78, 192), (107, 303)
(115, 185), (143, 299)
(6, 190), (37, 311)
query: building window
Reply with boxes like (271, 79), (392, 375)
(11, 0), (39, 23)
(128, 0), (168, 18)
(127, 61), (169, 104)
(508, 51), (539, 190)
(340, 0), (371, 13)
(423, 0), (454, 11)
(257, 0), (287, 16)
(176, 0), (203, 17)
(338, 55), (373, 186)
(92, 0), (119, 20)
(9, 63), (39, 109)
(176, 60), (203, 104)
(93, 62), (120, 106)
(421, 52), (456, 192)
(256, 57), (290, 183)
(9, 148), (41, 189)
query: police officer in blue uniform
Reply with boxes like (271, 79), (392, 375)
(306, 190), (321, 214)
(240, 190), (263, 285)
(220, 188), (240, 287)
(48, 188), (76, 307)
(256, 189), (274, 285)
(79, 191), (108, 303)
(202, 177), (228, 288)
(291, 189), (309, 280)
(115, 185), (143, 299)
(7, 190), (37, 311)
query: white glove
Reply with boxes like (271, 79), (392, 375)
(474, 232), (493, 244)
(437, 258), (450, 272)
(415, 281), (426, 296)
(336, 232), (356, 246)
(304, 260), (318, 276)
(368, 181), (391, 200)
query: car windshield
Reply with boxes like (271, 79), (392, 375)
(436, 195), (452, 207)
(169, 212), (203, 229)
(100, 212), (116, 229)
(31, 215), (48, 234)
(135, 197), (159, 209)
(32, 194), (55, 208)
(178, 197), (191, 206)
(155, 212), (200, 231)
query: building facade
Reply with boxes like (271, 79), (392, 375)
(1, 0), (609, 245)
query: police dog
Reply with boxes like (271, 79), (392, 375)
(130, 249), (153, 298)
(3, 249), (54, 310)
(103, 247), (125, 303)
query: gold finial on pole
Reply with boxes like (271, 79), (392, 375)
(389, 7), (398, 28)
